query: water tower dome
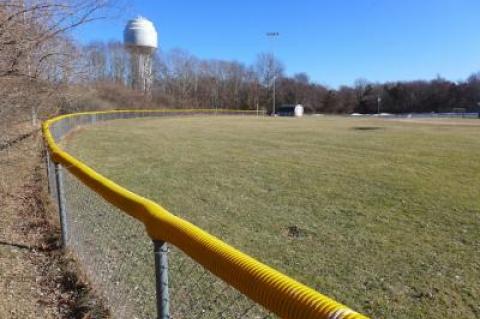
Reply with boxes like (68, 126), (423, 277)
(123, 16), (158, 49)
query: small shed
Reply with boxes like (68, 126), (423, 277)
(294, 104), (304, 117)
(277, 104), (304, 117)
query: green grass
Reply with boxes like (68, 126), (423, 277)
(64, 116), (480, 319)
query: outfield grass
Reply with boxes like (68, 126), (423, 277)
(64, 116), (480, 319)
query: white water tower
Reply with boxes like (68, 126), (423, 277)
(124, 17), (158, 95)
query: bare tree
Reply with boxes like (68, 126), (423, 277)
(254, 52), (284, 87)
(0, 0), (120, 129)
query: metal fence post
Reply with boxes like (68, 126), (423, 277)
(45, 148), (51, 195)
(54, 163), (68, 249)
(153, 240), (170, 319)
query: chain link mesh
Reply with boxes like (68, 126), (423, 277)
(47, 111), (273, 319)
(62, 167), (156, 318)
(168, 247), (272, 319)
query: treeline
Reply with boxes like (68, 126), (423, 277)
(0, 0), (116, 134)
(82, 41), (480, 114)
(2, 0), (480, 122)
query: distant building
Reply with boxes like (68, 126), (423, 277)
(294, 104), (304, 117)
(277, 104), (304, 117)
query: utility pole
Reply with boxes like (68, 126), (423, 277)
(377, 96), (382, 114)
(266, 32), (279, 116)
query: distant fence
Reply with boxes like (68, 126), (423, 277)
(393, 112), (479, 118)
(43, 109), (368, 319)
(349, 112), (479, 119)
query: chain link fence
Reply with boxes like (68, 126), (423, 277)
(45, 110), (273, 319)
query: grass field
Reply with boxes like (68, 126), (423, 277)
(64, 115), (480, 319)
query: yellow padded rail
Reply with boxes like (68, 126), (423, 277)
(43, 109), (369, 319)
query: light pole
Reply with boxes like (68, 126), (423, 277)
(377, 96), (382, 114)
(266, 32), (279, 116)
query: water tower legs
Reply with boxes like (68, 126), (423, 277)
(129, 49), (153, 99)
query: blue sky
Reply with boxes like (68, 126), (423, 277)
(74, 0), (480, 88)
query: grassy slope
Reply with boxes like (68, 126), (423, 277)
(65, 116), (480, 319)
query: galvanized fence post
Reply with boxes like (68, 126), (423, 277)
(153, 240), (170, 319)
(54, 163), (68, 249)
(45, 148), (51, 195)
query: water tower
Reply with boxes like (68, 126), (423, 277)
(123, 17), (158, 96)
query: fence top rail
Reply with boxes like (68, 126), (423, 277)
(43, 109), (369, 319)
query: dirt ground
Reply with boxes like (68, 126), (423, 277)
(0, 127), (107, 318)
